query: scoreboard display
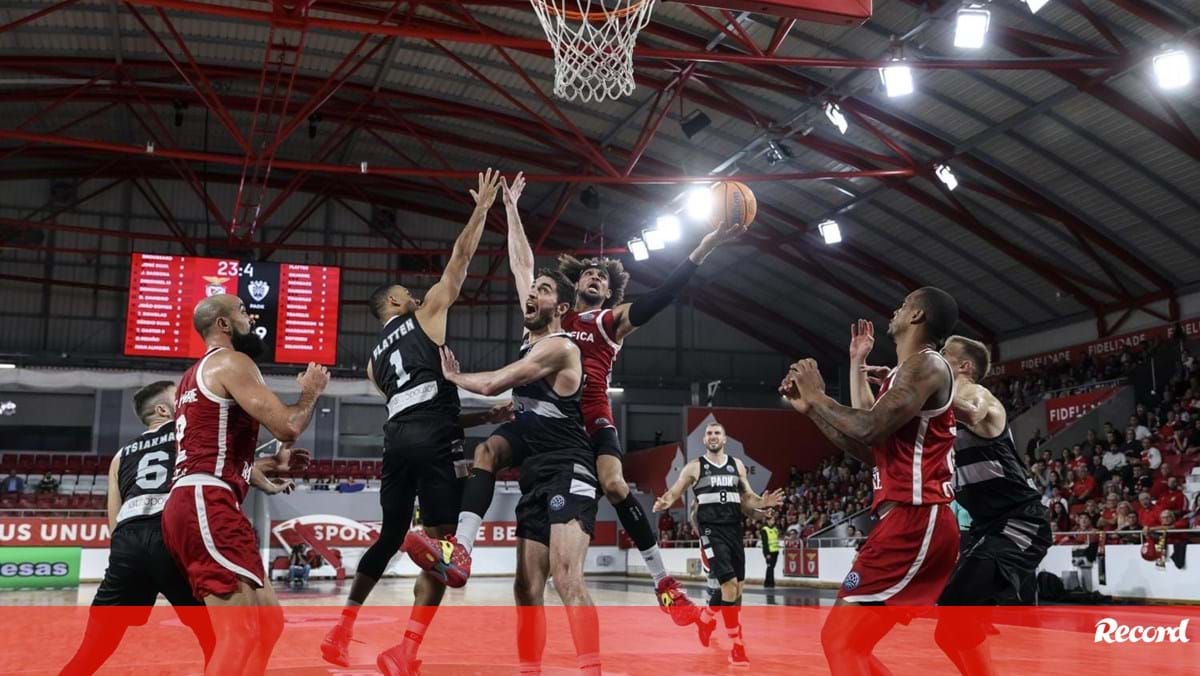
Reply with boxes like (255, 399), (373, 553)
(124, 253), (341, 365)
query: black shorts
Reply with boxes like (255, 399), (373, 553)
(513, 455), (599, 547)
(938, 514), (1051, 605)
(94, 519), (202, 621)
(590, 426), (623, 460)
(383, 414), (466, 528)
(701, 522), (745, 584)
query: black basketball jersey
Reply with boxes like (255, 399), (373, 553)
(953, 424), (1043, 523)
(694, 454), (742, 526)
(510, 334), (592, 463)
(113, 422), (176, 532)
(370, 312), (461, 423)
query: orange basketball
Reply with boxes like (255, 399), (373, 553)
(710, 181), (756, 229)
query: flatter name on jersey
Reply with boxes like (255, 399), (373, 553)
(372, 317), (416, 361)
(118, 431), (175, 458)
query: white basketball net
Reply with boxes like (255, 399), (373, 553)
(530, 0), (657, 103)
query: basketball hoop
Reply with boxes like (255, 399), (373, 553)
(529, 0), (657, 102)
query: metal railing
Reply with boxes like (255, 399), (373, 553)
(1050, 527), (1200, 545)
(1041, 377), (1128, 400)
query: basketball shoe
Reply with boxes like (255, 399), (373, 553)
(402, 531), (471, 587)
(697, 616), (717, 647)
(729, 643), (750, 667)
(377, 646), (421, 676)
(320, 622), (353, 667)
(655, 576), (700, 626)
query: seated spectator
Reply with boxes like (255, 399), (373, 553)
(1082, 430), (1099, 457)
(1115, 502), (1139, 531)
(35, 472), (58, 495)
(1131, 414), (1152, 441)
(1, 471), (23, 494)
(1068, 446), (1089, 471)
(658, 510), (675, 535)
(1049, 501), (1071, 531)
(1150, 465), (1175, 498)
(1187, 419), (1200, 456)
(1069, 466), (1098, 505)
(1156, 477), (1187, 513)
(1140, 439), (1163, 471)
(337, 476), (365, 493)
(1169, 428), (1189, 456)
(1101, 443), (1128, 473)
(1097, 493), (1120, 530)
(1134, 491), (1160, 526)
(288, 544), (311, 588)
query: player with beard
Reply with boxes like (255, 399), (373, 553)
(436, 270), (603, 676)
(931, 335), (1049, 676)
(60, 381), (216, 675)
(404, 172), (745, 624)
(653, 422), (784, 666)
(781, 288), (960, 676)
(320, 170), (507, 675)
(162, 294), (328, 676)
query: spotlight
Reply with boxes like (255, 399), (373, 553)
(581, 185), (601, 210)
(954, 7), (990, 49)
(0, 363), (14, 369)
(607, 387), (625, 394)
(656, 214), (682, 242)
(880, 61), (914, 97)
(685, 186), (713, 221)
(818, 219), (842, 245)
(145, 141), (155, 154)
(1024, 0), (1050, 13)
(1154, 49), (1192, 90)
(308, 114), (320, 140)
(628, 238), (649, 261)
(643, 227), (666, 251)
(765, 141), (791, 166)
(823, 101), (848, 135)
(934, 164), (958, 191)
(680, 110), (712, 139)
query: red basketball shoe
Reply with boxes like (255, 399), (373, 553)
(655, 576), (700, 626)
(402, 531), (471, 588)
(377, 646), (422, 676)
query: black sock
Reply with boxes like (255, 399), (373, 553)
(613, 494), (656, 551)
(461, 469), (495, 518)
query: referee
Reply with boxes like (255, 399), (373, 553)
(759, 513), (781, 588)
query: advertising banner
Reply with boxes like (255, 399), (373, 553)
(1046, 387), (1121, 435)
(0, 546), (81, 590)
(989, 316), (1200, 378)
(0, 517), (110, 547)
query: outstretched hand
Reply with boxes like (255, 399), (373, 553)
(760, 488), (786, 510)
(849, 319), (875, 363)
(652, 493), (674, 512)
(471, 168), (503, 208)
(501, 172), (525, 209)
(440, 345), (461, 381)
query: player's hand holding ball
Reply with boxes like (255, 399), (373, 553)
(298, 362), (330, 395)
(273, 442), (311, 473)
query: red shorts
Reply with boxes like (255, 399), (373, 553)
(161, 475), (265, 599)
(838, 503), (958, 605)
(581, 399), (616, 437)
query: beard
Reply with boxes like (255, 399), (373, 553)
(523, 307), (554, 332)
(231, 326), (265, 360)
(706, 441), (724, 452)
(577, 287), (604, 307)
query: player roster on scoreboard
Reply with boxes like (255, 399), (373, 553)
(124, 253), (341, 365)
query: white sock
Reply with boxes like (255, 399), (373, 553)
(455, 512), (483, 553)
(640, 545), (669, 585)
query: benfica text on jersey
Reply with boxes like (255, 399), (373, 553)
(870, 349), (957, 511)
(173, 346), (262, 501)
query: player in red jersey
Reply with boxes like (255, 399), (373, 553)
(162, 293), (329, 676)
(404, 173), (745, 624)
(781, 287), (960, 676)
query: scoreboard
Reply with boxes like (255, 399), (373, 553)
(124, 253), (341, 365)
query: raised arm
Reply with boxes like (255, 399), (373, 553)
(736, 457), (784, 512)
(790, 352), (949, 448)
(848, 319), (877, 410)
(419, 170), (502, 326)
(609, 219), (748, 341)
(439, 338), (575, 398)
(211, 352), (330, 442)
(106, 454), (121, 533)
(502, 172), (534, 305)
(653, 460), (700, 512)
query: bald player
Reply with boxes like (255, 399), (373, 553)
(162, 293), (328, 676)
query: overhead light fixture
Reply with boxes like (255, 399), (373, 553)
(685, 186), (713, 221)
(1024, 0), (1050, 13)
(765, 141), (792, 166)
(643, 227), (666, 251)
(823, 101), (848, 135)
(656, 214), (682, 242)
(628, 238), (649, 261)
(0, 363), (15, 369)
(145, 141), (155, 154)
(954, 7), (991, 49)
(679, 110), (712, 139)
(934, 164), (959, 191)
(880, 60), (914, 98)
(1153, 49), (1192, 90)
(607, 387), (625, 394)
(818, 219), (842, 245)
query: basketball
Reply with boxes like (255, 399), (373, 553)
(711, 181), (757, 229)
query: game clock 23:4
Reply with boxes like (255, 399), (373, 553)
(216, 261), (256, 278)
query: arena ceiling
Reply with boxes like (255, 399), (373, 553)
(0, 0), (1197, 361)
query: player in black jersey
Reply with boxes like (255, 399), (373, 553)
(653, 421), (783, 667)
(430, 269), (604, 676)
(321, 170), (507, 675)
(59, 381), (216, 675)
(934, 336), (1051, 676)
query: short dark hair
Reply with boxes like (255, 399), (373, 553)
(557, 254), (629, 308)
(705, 421), (725, 432)
(133, 380), (175, 425)
(946, 335), (991, 381)
(913, 286), (958, 346)
(367, 284), (396, 321)
(537, 268), (576, 308)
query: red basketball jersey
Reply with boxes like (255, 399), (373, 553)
(870, 349), (957, 512)
(562, 308), (621, 431)
(173, 346), (261, 502)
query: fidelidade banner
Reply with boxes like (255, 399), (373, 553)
(0, 546), (81, 590)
